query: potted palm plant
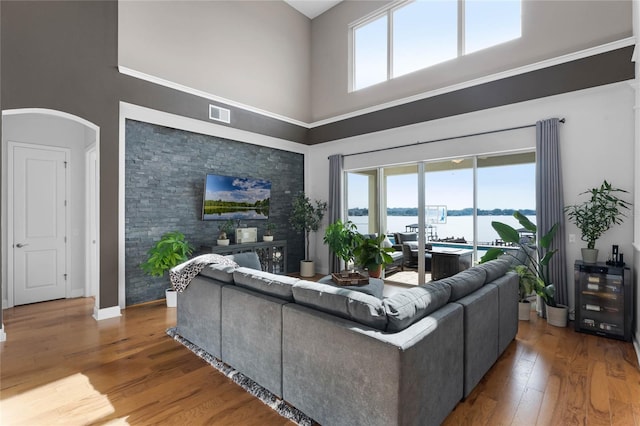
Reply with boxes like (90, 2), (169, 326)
(140, 231), (194, 307)
(564, 180), (630, 263)
(323, 219), (360, 272)
(481, 212), (566, 326)
(353, 234), (395, 278)
(289, 192), (327, 277)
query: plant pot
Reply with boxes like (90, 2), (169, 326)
(546, 303), (568, 327)
(217, 239), (230, 246)
(518, 301), (531, 321)
(368, 265), (382, 278)
(300, 260), (315, 277)
(263, 235), (274, 242)
(581, 248), (598, 264)
(165, 288), (177, 308)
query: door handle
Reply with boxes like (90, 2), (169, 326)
(15, 243), (28, 248)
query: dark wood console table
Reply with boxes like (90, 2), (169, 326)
(200, 240), (287, 274)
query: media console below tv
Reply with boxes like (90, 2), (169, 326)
(200, 240), (287, 275)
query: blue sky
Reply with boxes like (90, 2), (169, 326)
(205, 174), (271, 203)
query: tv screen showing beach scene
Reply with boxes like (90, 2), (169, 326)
(202, 174), (271, 220)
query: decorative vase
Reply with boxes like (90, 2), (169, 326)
(581, 248), (598, 264)
(263, 235), (274, 242)
(217, 239), (230, 246)
(546, 304), (568, 327)
(518, 301), (531, 321)
(300, 260), (315, 277)
(165, 288), (177, 308)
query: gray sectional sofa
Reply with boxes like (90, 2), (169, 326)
(176, 252), (518, 426)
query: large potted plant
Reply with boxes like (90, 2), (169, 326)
(289, 192), (327, 277)
(513, 264), (536, 321)
(323, 219), (360, 272)
(140, 231), (194, 307)
(565, 180), (630, 263)
(481, 212), (566, 326)
(353, 234), (395, 278)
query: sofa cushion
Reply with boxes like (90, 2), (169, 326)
(395, 232), (417, 243)
(317, 275), (385, 299)
(233, 267), (299, 301)
(475, 258), (511, 283)
(439, 267), (488, 301)
(383, 281), (451, 332)
(199, 262), (237, 283)
(225, 252), (262, 270)
(292, 281), (388, 330)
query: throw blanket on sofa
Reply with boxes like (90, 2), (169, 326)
(170, 254), (239, 292)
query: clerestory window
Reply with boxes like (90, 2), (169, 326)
(352, 0), (522, 91)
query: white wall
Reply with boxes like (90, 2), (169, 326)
(119, 0), (312, 123)
(2, 113), (94, 305)
(310, 0), (632, 121)
(307, 81), (635, 316)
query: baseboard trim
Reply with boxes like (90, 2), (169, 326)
(634, 336), (640, 371)
(70, 289), (85, 298)
(92, 305), (122, 321)
(0, 324), (6, 342)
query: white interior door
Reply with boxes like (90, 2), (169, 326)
(11, 144), (68, 305)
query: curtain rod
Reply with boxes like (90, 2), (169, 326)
(333, 118), (565, 159)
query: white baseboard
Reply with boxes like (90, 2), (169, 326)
(70, 289), (85, 298)
(634, 335), (640, 371)
(0, 324), (6, 342)
(92, 305), (122, 321)
(2, 298), (7, 309)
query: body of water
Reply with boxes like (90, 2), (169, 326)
(348, 215), (536, 244)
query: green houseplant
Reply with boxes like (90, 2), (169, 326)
(564, 180), (630, 263)
(289, 192), (327, 277)
(481, 212), (564, 325)
(353, 234), (395, 278)
(217, 219), (235, 246)
(323, 219), (360, 271)
(140, 231), (194, 307)
(263, 222), (276, 242)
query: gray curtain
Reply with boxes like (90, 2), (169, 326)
(536, 118), (568, 305)
(328, 154), (344, 273)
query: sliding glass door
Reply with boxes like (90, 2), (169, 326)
(344, 150), (536, 283)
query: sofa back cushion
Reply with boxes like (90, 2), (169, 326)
(475, 258), (511, 283)
(199, 262), (237, 283)
(233, 268), (299, 301)
(225, 252), (262, 270)
(438, 267), (488, 301)
(292, 281), (388, 330)
(394, 232), (417, 244)
(383, 281), (451, 332)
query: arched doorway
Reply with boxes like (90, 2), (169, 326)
(2, 108), (100, 315)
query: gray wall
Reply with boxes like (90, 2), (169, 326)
(1, 1), (307, 311)
(119, 0), (312, 123)
(125, 120), (304, 305)
(310, 0), (633, 121)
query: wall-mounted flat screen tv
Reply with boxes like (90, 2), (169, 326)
(202, 174), (271, 220)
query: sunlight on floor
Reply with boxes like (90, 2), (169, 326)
(1, 373), (127, 425)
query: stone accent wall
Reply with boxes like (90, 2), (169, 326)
(125, 119), (304, 305)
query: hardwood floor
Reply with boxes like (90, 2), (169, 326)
(1, 298), (639, 425)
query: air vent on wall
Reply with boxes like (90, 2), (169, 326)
(209, 104), (231, 124)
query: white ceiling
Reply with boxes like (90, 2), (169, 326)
(284, 0), (342, 19)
